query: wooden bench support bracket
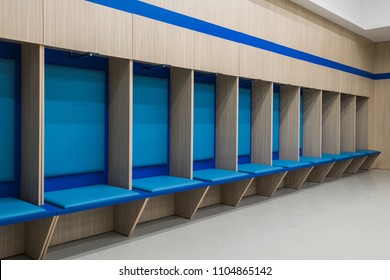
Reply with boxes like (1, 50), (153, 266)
(25, 216), (59, 260)
(360, 154), (380, 170)
(283, 167), (314, 190)
(306, 163), (335, 183)
(113, 198), (150, 237)
(327, 159), (353, 178)
(175, 187), (210, 219)
(256, 172), (288, 197)
(345, 157), (368, 174)
(220, 179), (254, 207)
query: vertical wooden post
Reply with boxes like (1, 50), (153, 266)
(322, 92), (341, 154)
(341, 94), (356, 152)
(170, 67), (194, 179)
(251, 80), (273, 165)
(279, 85), (300, 161)
(108, 58), (132, 189)
(216, 74), (239, 171)
(302, 89), (322, 157)
(21, 43), (44, 205)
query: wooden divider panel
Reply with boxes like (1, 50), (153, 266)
(303, 89), (322, 157)
(341, 94), (356, 152)
(322, 92), (341, 154)
(279, 85), (300, 161)
(170, 67), (194, 178)
(21, 44), (44, 205)
(216, 75), (239, 170)
(109, 58), (132, 189)
(356, 97), (368, 150)
(252, 80), (273, 165)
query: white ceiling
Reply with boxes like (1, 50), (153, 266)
(290, 0), (390, 42)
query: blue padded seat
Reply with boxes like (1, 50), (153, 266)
(340, 151), (366, 158)
(238, 163), (285, 175)
(132, 175), (205, 196)
(272, 160), (313, 171)
(45, 185), (147, 214)
(300, 156), (333, 166)
(322, 153), (353, 162)
(193, 168), (249, 184)
(0, 197), (56, 226)
(357, 149), (381, 156)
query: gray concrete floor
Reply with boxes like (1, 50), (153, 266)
(13, 169), (390, 260)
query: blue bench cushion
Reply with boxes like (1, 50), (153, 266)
(322, 153), (353, 161)
(300, 156), (333, 165)
(45, 185), (144, 210)
(0, 197), (46, 221)
(0, 197), (57, 226)
(341, 151), (367, 158)
(272, 160), (312, 171)
(357, 149), (381, 156)
(238, 164), (285, 175)
(193, 168), (249, 183)
(132, 175), (204, 195)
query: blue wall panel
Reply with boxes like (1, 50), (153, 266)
(194, 82), (215, 162)
(45, 65), (106, 177)
(0, 58), (15, 183)
(273, 91), (280, 153)
(238, 88), (251, 157)
(133, 75), (169, 168)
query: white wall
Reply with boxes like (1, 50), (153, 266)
(310, 0), (362, 27)
(292, 0), (390, 30)
(361, 0), (390, 29)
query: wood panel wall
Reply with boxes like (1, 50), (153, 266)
(0, 0), (375, 96)
(371, 42), (390, 169)
(133, 15), (194, 70)
(143, 0), (373, 71)
(44, 0), (133, 58)
(143, 0), (373, 96)
(0, 1), (388, 168)
(1, 0), (390, 260)
(0, 0), (43, 44)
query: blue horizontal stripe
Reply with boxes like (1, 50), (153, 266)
(374, 73), (390, 80)
(87, 0), (390, 80)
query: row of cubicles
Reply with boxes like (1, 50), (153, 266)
(0, 41), (379, 259)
